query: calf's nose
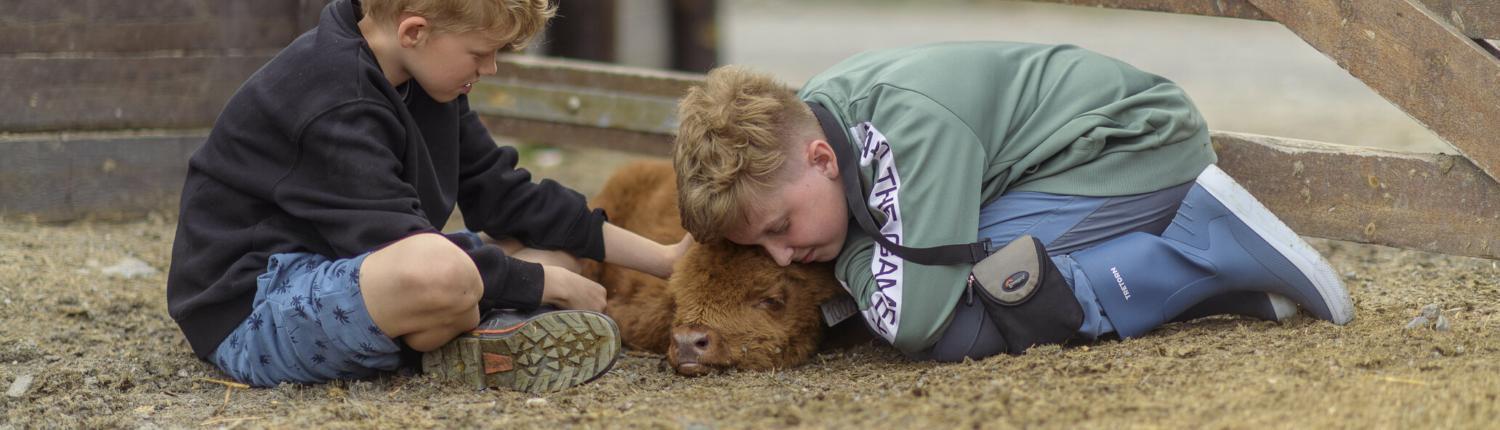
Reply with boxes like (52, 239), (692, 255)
(671, 325), (723, 376)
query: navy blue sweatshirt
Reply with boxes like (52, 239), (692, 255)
(167, 0), (607, 359)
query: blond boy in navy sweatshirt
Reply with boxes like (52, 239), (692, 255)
(169, 0), (688, 391)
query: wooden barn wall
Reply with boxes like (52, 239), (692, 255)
(0, 0), (336, 221)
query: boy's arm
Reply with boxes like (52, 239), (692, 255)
(601, 223), (693, 279)
(452, 103), (608, 261)
(816, 89), (986, 354)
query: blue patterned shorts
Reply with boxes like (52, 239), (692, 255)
(207, 252), (401, 387)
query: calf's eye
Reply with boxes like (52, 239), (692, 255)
(756, 297), (784, 312)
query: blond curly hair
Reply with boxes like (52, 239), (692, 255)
(673, 65), (821, 242)
(361, 0), (555, 52)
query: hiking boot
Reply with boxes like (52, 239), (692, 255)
(423, 309), (622, 392)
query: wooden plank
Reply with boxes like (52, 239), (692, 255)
(480, 117), (673, 157)
(468, 80), (681, 135)
(470, 55), (699, 149)
(1022, 0), (1500, 39)
(1214, 131), (1500, 260)
(496, 54), (704, 99)
(0, 0), (302, 54)
(8, 0), (287, 21)
(1245, 0), (1500, 184)
(0, 21), (299, 55)
(0, 130), (207, 222)
(474, 55), (702, 154)
(0, 51), (276, 133)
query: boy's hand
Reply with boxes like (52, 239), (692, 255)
(539, 265), (607, 313)
(602, 223), (694, 280)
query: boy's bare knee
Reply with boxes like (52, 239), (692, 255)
(367, 234), (483, 314)
(409, 246), (482, 312)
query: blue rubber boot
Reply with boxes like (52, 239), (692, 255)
(1068, 165), (1352, 338)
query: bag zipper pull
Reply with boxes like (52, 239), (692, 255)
(965, 273), (977, 306)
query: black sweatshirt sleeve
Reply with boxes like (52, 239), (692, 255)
(452, 101), (608, 261)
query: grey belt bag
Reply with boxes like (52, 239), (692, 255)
(966, 235), (1085, 353)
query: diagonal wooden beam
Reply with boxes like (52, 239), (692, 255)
(1244, 0), (1500, 184)
(1023, 0), (1500, 39)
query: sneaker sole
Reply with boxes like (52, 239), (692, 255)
(1195, 165), (1353, 325)
(1267, 293), (1298, 321)
(423, 311), (621, 392)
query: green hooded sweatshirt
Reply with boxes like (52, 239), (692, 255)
(799, 41), (1216, 353)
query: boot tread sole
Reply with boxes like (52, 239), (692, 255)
(422, 311), (621, 392)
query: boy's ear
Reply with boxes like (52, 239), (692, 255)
(806, 140), (840, 180)
(396, 15), (431, 48)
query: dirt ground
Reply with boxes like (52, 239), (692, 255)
(3, 1), (1493, 427)
(4, 144), (1500, 429)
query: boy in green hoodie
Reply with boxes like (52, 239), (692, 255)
(672, 42), (1352, 359)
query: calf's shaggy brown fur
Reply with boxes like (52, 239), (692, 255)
(582, 161), (864, 375)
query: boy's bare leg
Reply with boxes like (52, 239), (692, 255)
(478, 232), (584, 274)
(360, 233), (483, 352)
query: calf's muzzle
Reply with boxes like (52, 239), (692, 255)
(670, 324), (726, 376)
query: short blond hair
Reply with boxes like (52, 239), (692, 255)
(361, 0), (555, 51)
(673, 65), (819, 242)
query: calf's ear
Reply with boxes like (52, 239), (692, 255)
(795, 262), (845, 304)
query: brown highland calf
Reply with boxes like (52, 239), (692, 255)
(581, 160), (868, 376)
